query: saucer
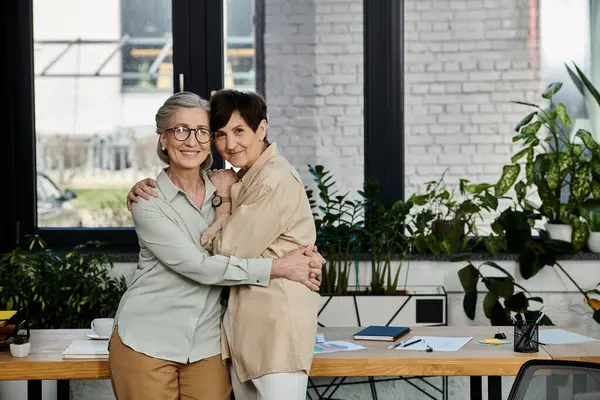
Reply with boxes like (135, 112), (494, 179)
(87, 332), (110, 340)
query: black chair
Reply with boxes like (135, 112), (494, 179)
(508, 360), (600, 400)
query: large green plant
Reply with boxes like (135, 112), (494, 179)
(496, 82), (600, 251)
(308, 165), (364, 295)
(0, 235), (127, 329)
(362, 182), (413, 294)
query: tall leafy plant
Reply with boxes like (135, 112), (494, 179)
(363, 182), (413, 294)
(308, 165), (364, 295)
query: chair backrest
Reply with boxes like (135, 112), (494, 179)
(508, 360), (600, 400)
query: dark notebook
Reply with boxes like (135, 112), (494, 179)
(353, 326), (410, 341)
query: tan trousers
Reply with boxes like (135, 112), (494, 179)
(109, 329), (232, 400)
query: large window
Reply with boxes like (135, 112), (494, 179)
(5, 0), (400, 250)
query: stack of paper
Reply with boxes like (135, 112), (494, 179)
(62, 340), (109, 359)
(314, 341), (367, 354)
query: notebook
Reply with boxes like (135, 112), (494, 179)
(62, 340), (109, 359)
(353, 326), (410, 341)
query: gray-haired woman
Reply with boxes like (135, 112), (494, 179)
(108, 91), (323, 400)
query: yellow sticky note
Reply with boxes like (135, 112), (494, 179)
(0, 311), (17, 321)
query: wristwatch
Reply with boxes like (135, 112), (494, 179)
(211, 194), (231, 207)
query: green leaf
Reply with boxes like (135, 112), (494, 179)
(570, 166), (591, 204)
(574, 63), (600, 110)
(495, 164), (521, 196)
(483, 292), (498, 319)
(519, 247), (540, 279)
(594, 309), (600, 324)
(490, 302), (510, 326)
(504, 292), (528, 311)
(571, 219), (589, 253)
(576, 129), (600, 156)
(463, 291), (477, 320)
(593, 180), (600, 200)
(511, 148), (529, 163)
(528, 296), (543, 303)
(555, 103), (571, 126)
(514, 112), (537, 132)
(458, 264), (479, 292)
(515, 181), (526, 204)
(521, 121), (542, 135)
(542, 82), (563, 99)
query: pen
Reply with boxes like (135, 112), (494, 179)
(402, 339), (422, 348)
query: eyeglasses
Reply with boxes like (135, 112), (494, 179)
(165, 126), (212, 144)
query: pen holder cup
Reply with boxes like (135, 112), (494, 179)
(513, 321), (539, 353)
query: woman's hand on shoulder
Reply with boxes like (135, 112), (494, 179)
(272, 246), (326, 292)
(208, 168), (238, 196)
(127, 178), (159, 211)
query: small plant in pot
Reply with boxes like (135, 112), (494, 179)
(408, 172), (498, 255)
(10, 333), (30, 358)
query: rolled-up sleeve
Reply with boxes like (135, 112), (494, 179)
(201, 177), (298, 260)
(132, 201), (271, 287)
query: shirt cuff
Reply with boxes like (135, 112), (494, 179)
(247, 258), (272, 287)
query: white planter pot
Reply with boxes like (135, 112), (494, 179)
(588, 232), (600, 253)
(317, 286), (447, 328)
(10, 342), (31, 358)
(546, 223), (572, 243)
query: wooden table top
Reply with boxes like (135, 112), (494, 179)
(0, 326), (597, 381)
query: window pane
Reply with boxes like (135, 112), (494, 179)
(33, 0), (173, 228)
(224, 0), (256, 91)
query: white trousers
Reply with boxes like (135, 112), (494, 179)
(223, 311), (308, 400)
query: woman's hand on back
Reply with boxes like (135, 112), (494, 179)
(271, 246), (326, 292)
(126, 178), (159, 211)
(208, 169), (238, 196)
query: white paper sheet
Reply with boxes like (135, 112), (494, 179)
(538, 329), (600, 345)
(394, 336), (473, 352)
(316, 333), (326, 343)
(314, 340), (367, 354)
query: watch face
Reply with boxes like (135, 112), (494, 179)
(212, 195), (222, 207)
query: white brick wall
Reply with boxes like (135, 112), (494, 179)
(265, 0), (541, 200)
(265, 0), (364, 194)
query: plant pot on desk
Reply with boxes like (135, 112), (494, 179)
(10, 342), (31, 358)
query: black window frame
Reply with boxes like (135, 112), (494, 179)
(2, 0), (404, 251)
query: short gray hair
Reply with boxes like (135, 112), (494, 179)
(156, 91), (213, 169)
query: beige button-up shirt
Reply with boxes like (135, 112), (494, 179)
(114, 169), (272, 364)
(201, 143), (321, 382)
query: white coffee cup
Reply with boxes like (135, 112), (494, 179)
(91, 318), (114, 338)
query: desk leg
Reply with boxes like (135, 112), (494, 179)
(57, 380), (70, 399)
(27, 380), (42, 400)
(470, 377), (482, 400)
(488, 376), (501, 400)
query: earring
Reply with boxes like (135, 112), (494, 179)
(161, 146), (166, 151)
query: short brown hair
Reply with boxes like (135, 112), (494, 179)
(209, 89), (269, 144)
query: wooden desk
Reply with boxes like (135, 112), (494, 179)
(0, 327), (597, 400)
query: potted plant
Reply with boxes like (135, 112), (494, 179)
(10, 334), (30, 358)
(408, 172), (498, 255)
(307, 166), (447, 328)
(0, 235), (127, 329)
(496, 81), (600, 250)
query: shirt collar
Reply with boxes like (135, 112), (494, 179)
(240, 143), (279, 186)
(157, 168), (216, 205)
